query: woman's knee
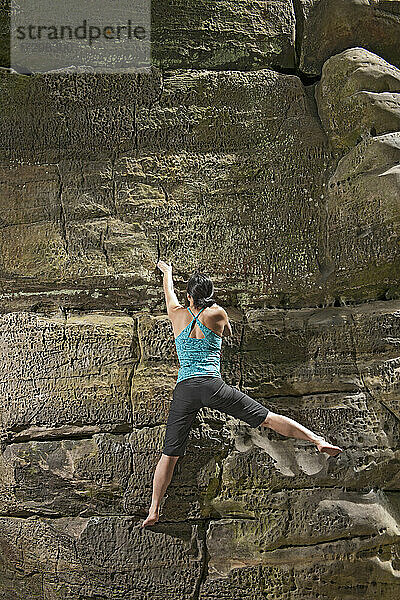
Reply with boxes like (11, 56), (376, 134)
(261, 410), (277, 428)
(161, 453), (181, 461)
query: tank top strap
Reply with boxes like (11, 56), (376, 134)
(186, 307), (207, 339)
(187, 306), (206, 321)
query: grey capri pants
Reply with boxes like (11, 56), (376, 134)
(162, 376), (270, 457)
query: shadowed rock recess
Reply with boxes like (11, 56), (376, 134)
(0, 1), (400, 599)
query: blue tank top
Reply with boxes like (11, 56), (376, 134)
(174, 307), (222, 384)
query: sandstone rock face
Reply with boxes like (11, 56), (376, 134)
(0, 302), (399, 597)
(151, 0), (297, 72)
(1, 52), (399, 309)
(0, 4), (400, 600)
(0, 67), (332, 309)
(315, 48), (400, 303)
(315, 47), (400, 151)
(299, 0), (400, 76)
(0, 0), (297, 72)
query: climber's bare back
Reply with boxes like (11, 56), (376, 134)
(169, 304), (232, 340)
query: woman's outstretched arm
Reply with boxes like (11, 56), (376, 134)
(157, 259), (182, 315)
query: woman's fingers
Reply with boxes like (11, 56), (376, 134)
(156, 260), (172, 274)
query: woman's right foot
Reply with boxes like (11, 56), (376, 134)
(313, 435), (343, 457)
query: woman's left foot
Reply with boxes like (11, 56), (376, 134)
(314, 436), (343, 457)
(141, 509), (160, 528)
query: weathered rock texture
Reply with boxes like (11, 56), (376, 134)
(0, 2), (400, 599)
(298, 0), (400, 76)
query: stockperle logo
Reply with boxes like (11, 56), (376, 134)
(11, 1), (151, 74)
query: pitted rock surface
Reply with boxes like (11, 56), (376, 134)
(0, 3), (400, 599)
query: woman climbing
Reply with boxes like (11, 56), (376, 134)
(141, 260), (343, 527)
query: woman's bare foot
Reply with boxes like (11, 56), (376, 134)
(313, 435), (343, 457)
(141, 507), (160, 528)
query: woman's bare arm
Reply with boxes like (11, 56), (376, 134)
(157, 260), (182, 315)
(222, 318), (233, 337)
(215, 306), (232, 337)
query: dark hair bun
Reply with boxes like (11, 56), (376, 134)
(196, 295), (215, 308)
